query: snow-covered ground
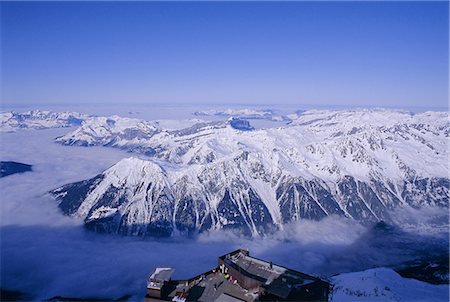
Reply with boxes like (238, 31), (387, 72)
(332, 267), (448, 302)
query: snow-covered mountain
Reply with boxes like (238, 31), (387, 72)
(51, 109), (449, 237)
(55, 115), (161, 154)
(57, 109), (449, 174)
(331, 267), (448, 302)
(0, 110), (88, 132)
(193, 108), (287, 121)
(55, 115), (257, 152)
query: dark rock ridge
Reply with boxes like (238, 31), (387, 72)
(228, 118), (254, 131)
(0, 161), (32, 178)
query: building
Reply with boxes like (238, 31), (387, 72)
(146, 268), (176, 300)
(145, 249), (330, 302)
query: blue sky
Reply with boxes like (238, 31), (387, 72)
(1, 1), (448, 109)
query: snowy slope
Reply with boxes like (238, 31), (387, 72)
(0, 110), (88, 132)
(52, 157), (276, 236)
(51, 109), (449, 237)
(55, 115), (160, 154)
(331, 267), (449, 302)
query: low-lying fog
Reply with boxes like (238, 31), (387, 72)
(1, 127), (448, 300)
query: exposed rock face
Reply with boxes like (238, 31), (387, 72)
(51, 159), (449, 237)
(228, 117), (254, 131)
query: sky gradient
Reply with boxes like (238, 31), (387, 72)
(1, 1), (449, 109)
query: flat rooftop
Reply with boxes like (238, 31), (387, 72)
(167, 271), (257, 302)
(221, 250), (319, 298)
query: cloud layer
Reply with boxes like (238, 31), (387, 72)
(1, 128), (448, 300)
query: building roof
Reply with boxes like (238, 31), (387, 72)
(263, 278), (292, 299)
(219, 249), (320, 299)
(215, 293), (247, 302)
(149, 267), (175, 281)
(166, 271), (256, 302)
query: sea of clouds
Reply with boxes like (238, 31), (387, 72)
(1, 125), (448, 300)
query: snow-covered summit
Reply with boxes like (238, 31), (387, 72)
(289, 108), (448, 132)
(55, 115), (160, 152)
(101, 157), (166, 185)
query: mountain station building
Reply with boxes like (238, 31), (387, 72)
(145, 249), (330, 302)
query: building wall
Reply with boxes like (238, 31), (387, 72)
(146, 288), (162, 299)
(287, 281), (329, 302)
(218, 258), (262, 290)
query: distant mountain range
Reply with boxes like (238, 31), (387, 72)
(47, 109), (449, 237)
(0, 110), (88, 132)
(193, 108), (288, 121)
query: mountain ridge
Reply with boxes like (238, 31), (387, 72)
(45, 108), (448, 237)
